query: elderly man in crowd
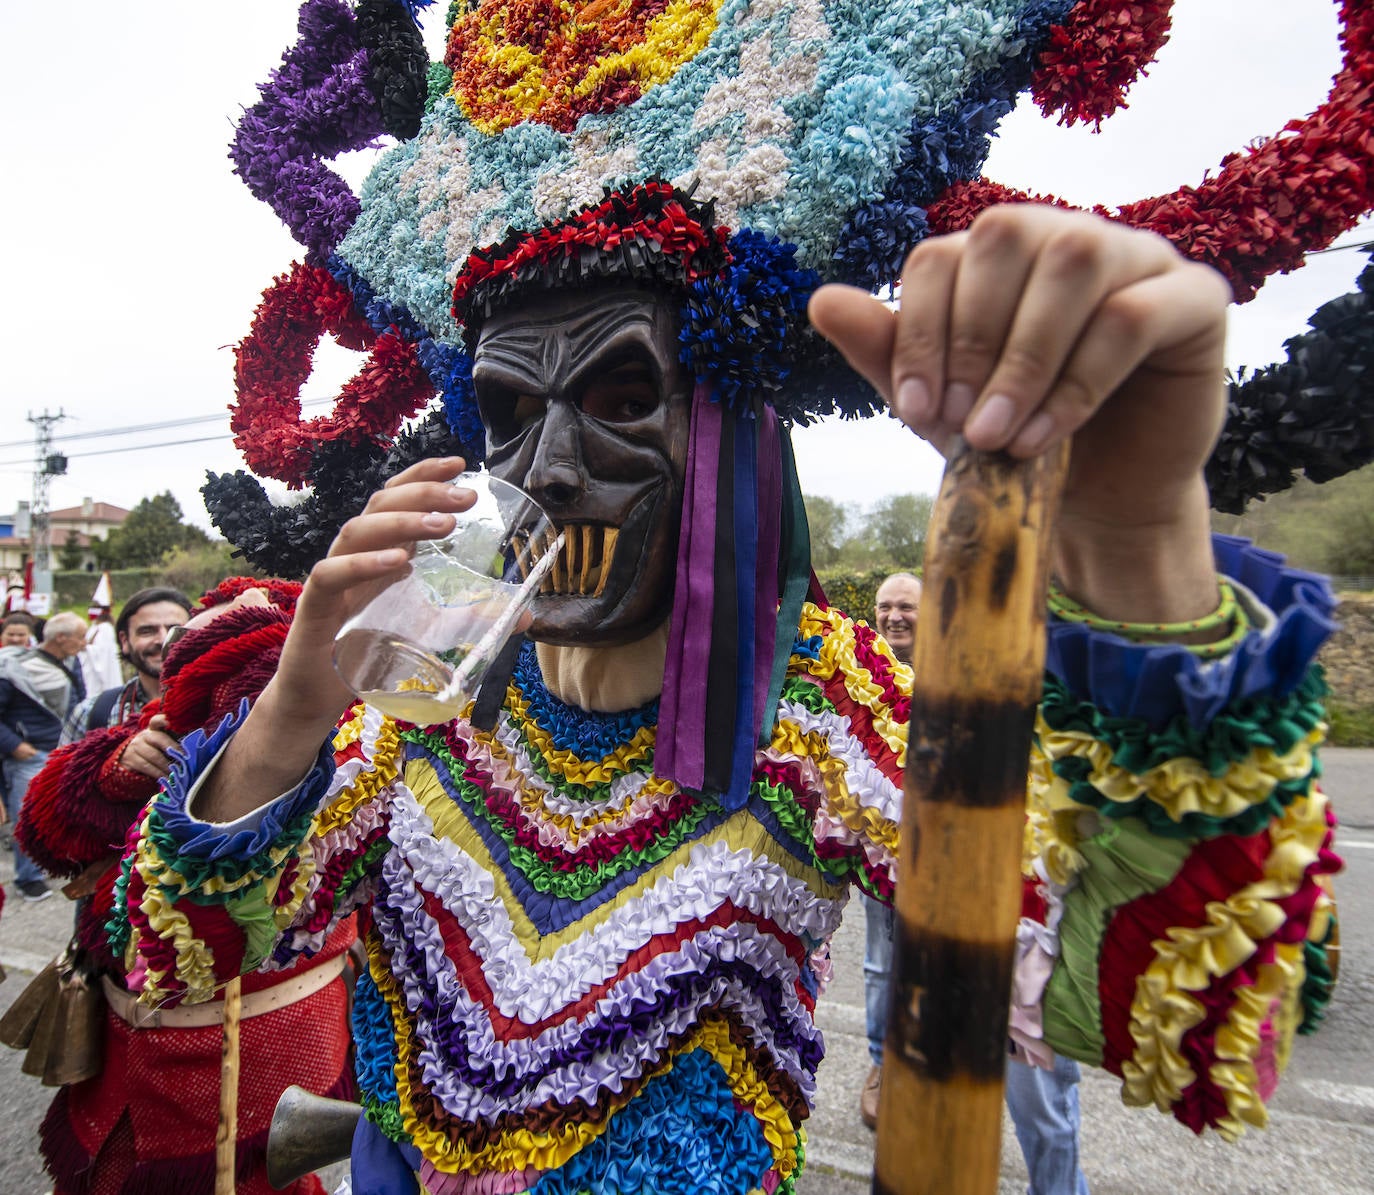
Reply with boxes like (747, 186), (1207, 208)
(0, 611), (86, 900)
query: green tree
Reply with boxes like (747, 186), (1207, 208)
(803, 494), (851, 569)
(96, 492), (212, 569)
(57, 529), (84, 571)
(158, 541), (250, 597)
(861, 493), (934, 571)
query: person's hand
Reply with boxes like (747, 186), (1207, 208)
(195, 457), (474, 821)
(11, 742), (37, 763)
(808, 205), (1230, 622)
(268, 456), (476, 720)
(119, 715), (180, 780)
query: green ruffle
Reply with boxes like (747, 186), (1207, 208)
(1041, 817), (1193, 1064)
(1052, 757), (1315, 841)
(1039, 665), (1327, 841)
(140, 804), (317, 897)
(1040, 666), (1327, 776)
(340, 837), (392, 896)
(407, 730), (716, 900)
(779, 674), (834, 717)
(363, 1091), (408, 1141)
(1298, 917), (1338, 1036)
(751, 776), (851, 883)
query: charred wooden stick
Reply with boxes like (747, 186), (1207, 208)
(215, 976), (243, 1195)
(874, 438), (1068, 1195)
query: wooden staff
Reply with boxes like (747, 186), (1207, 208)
(216, 976), (244, 1195)
(874, 438), (1068, 1195)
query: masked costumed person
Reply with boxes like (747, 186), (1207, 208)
(13, 579), (359, 1195)
(117, 1), (1370, 1192)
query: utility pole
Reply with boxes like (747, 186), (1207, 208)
(27, 409), (67, 589)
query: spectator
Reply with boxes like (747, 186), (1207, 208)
(1, 613), (35, 649)
(80, 605), (123, 694)
(0, 611), (86, 900)
(66, 587), (193, 740)
(860, 571), (922, 1123)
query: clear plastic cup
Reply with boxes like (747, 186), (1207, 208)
(332, 473), (562, 723)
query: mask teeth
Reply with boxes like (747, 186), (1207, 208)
(526, 525), (620, 596)
(594, 528), (618, 597)
(510, 535), (530, 580)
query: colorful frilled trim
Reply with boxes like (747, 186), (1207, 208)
(213, 0), (1374, 574)
(114, 604), (906, 1191)
(1044, 536), (1338, 730)
(1015, 537), (1343, 1138)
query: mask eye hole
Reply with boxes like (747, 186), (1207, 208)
(480, 385), (546, 444)
(579, 362), (659, 424)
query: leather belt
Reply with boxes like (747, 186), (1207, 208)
(102, 952), (348, 1030)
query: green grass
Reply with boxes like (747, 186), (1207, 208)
(1328, 701), (1374, 748)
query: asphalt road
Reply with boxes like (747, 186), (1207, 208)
(0, 749), (1369, 1194)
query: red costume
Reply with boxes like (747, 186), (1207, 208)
(17, 581), (356, 1195)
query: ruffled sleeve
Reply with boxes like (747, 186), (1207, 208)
(110, 597), (405, 1007)
(782, 602), (906, 899)
(1025, 536), (1342, 1140)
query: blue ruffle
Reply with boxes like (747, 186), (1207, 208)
(1044, 536), (1338, 730)
(153, 699), (336, 861)
(512, 643), (659, 757)
(530, 1049), (775, 1195)
(353, 965), (404, 1108)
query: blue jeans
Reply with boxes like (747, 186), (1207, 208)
(3, 750), (49, 886)
(862, 892), (894, 1065)
(1005, 1053), (1090, 1195)
(862, 893), (1089, 1194)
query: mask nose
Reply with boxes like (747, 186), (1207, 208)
(526, 399), (585, 509)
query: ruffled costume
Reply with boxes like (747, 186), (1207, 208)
(16, 588), (357, 1195)
(110, 538), (1340, 1192)
(134, 1), (1365, 1189)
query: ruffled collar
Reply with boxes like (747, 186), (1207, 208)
(510, 642), (660, 759)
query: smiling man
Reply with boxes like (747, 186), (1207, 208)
(66, 587), (193, 740)
(873, 573), (922, 669)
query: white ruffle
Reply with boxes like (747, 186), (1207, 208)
(388, 789), (843, 1019)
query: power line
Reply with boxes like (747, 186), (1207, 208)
(0, 395), (338, 452)
(0, 433), (234, 470)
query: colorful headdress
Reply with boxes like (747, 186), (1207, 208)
(209, 0), (1374, 799)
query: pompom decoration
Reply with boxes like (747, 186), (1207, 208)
(357, 0), (430, 138)
(678, 229), (820, 411)
(229, 0), (386, 259)
(1030, 0), (1174, 128)
(1206, 250), (1374, 514)
(204, 409), (474, 578)
(232, 260), (434, 487)
(451, 180), (730, 339)
(931, 0), (1374, 303)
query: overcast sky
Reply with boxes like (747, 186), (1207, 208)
(1, 1), (1369, 531)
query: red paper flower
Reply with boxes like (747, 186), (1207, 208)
(1031, 0), (1175, 128)
(931, 0), (1374, 303)
(232, 261), (435, 485)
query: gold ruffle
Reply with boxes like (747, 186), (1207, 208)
(794, 604), (908, 765)
(1119, 790), (1329, 1132)
(1034, 717), (1323, 824)
(316, 712), (405, 835)
(764, 721), (898, 855)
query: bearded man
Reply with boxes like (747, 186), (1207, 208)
(65, 587), (193, 742)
